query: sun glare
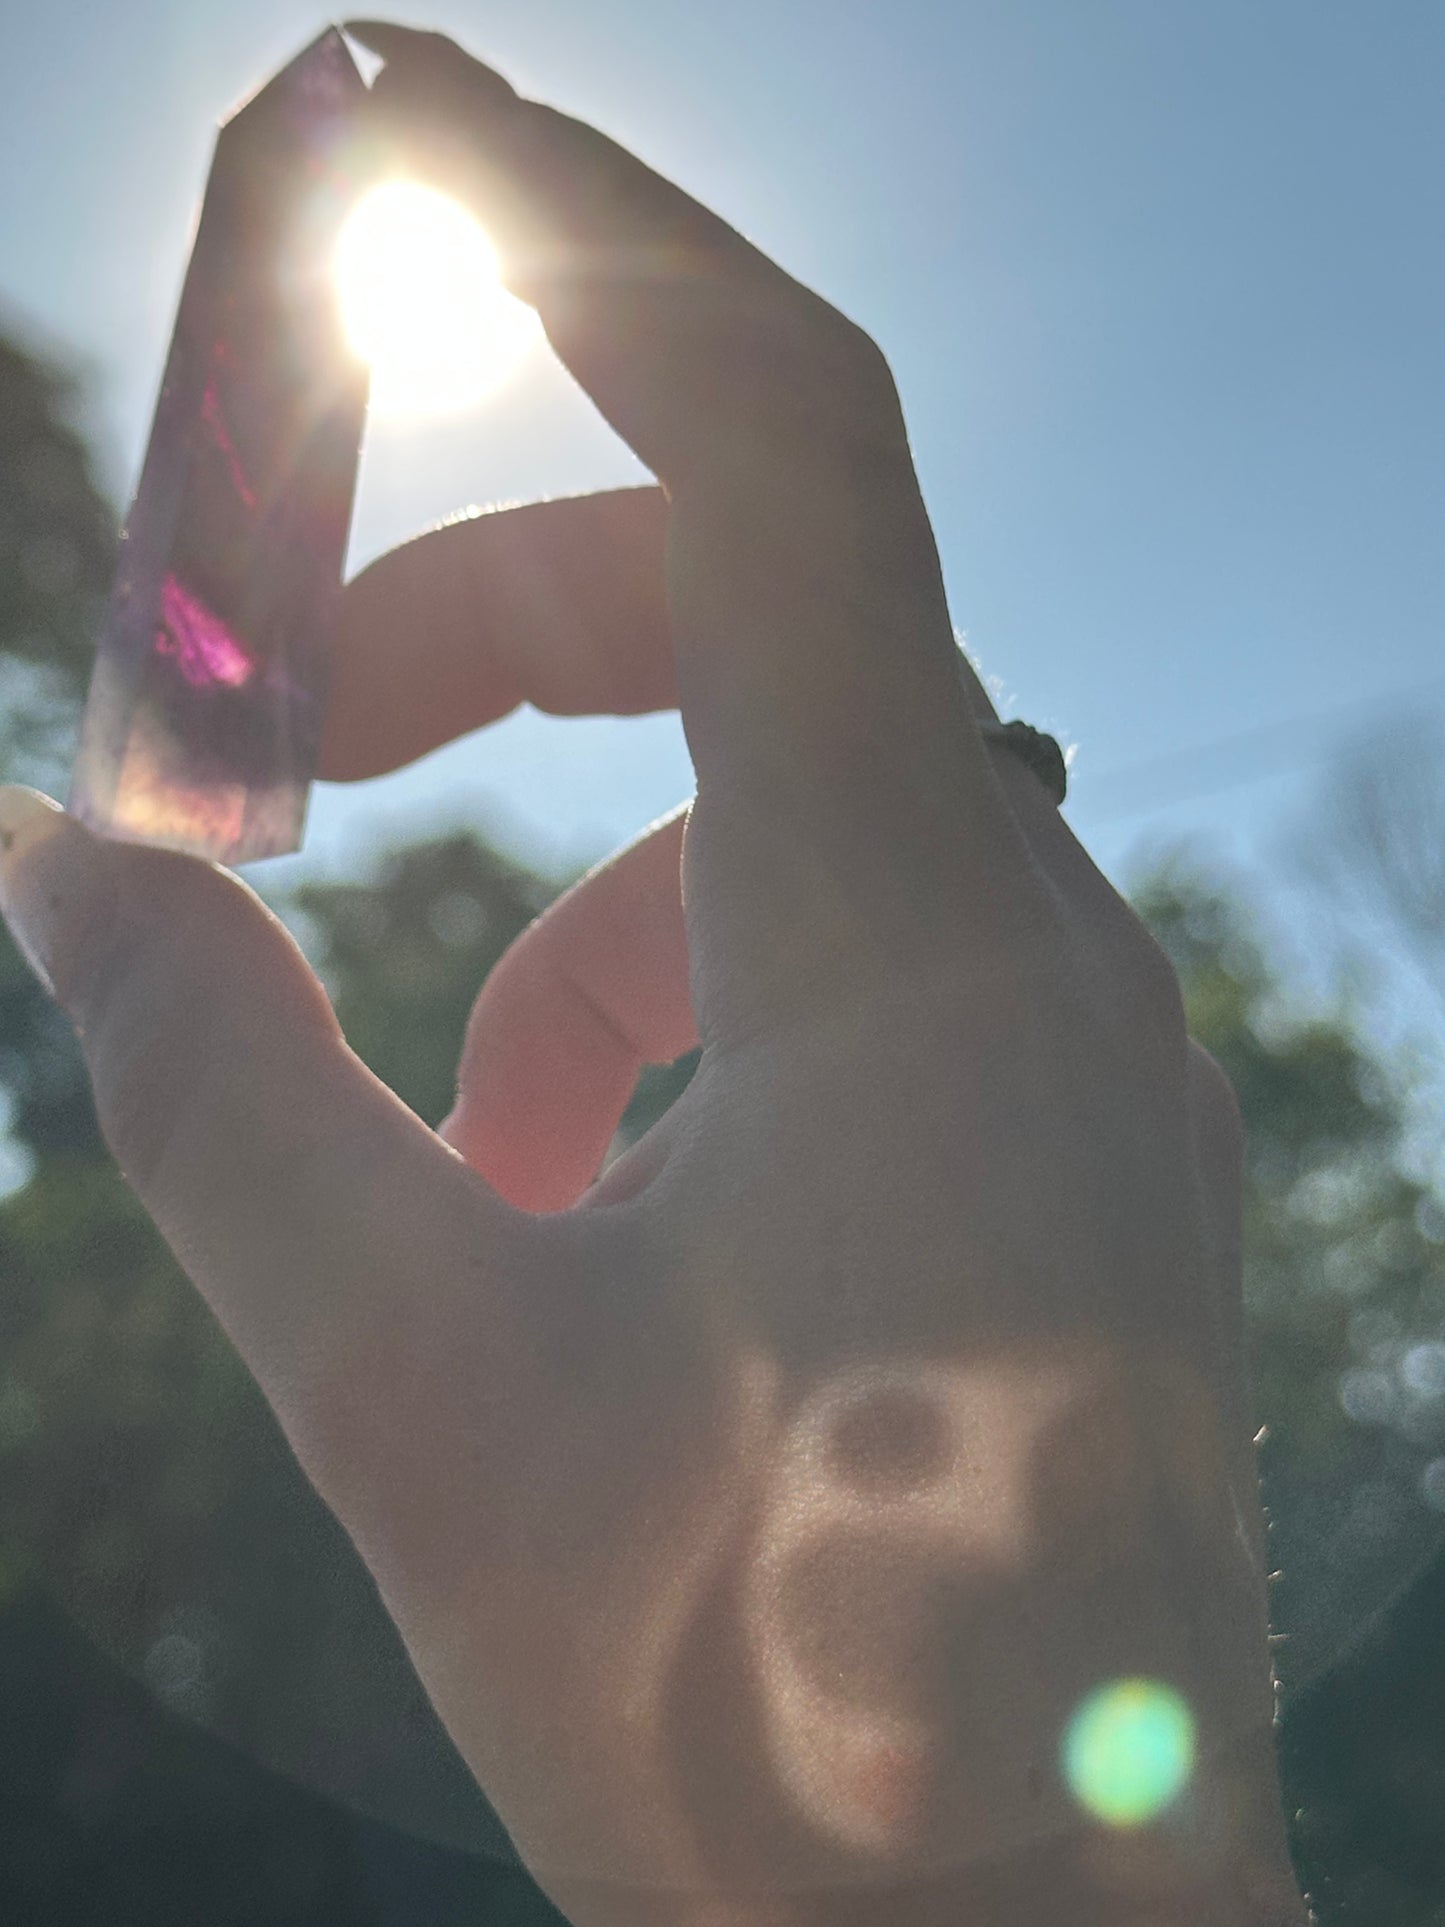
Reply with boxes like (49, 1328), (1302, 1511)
(335, 182), (542, 420)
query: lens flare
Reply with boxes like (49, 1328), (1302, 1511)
(335, 181), (542, 419)
(1062, 1678), (1195, 1827)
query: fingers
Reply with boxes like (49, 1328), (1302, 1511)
(0, 787), (523, 1508)
(345, 23), (1034, 1014)
(322, 488), (674, 780)
(441, 805), (696, 1212)
(346, 20), (843, 488)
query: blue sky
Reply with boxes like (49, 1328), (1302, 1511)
(1, 0), (1442, 907)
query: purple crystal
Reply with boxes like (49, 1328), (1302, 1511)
(69, 28), (369, 864)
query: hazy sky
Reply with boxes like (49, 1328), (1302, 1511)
(2, 0), (1442, 906)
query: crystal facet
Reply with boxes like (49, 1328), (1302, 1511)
(69, 29), (369, 864)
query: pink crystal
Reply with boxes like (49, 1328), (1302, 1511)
(69, 28), (369, 864)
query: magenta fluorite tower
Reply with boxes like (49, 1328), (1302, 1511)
(69, 29), (369, 863)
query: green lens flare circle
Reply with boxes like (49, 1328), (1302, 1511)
(1061, 1678), (1195, 1826)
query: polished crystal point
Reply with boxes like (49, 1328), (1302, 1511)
(69, 28), (369, 864)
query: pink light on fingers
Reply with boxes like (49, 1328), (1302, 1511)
(154, 574), (255, 689)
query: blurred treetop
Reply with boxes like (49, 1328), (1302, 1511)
(0, 333), (115, 787)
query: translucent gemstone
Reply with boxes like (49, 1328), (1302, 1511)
(69, 29), (369, 864)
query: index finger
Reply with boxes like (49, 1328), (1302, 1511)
(347, 24), (1036, 1015)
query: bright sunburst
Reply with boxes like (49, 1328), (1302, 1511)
(336, 182), (542, 420)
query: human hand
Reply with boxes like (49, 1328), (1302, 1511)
(0, 24), (1307, 1925)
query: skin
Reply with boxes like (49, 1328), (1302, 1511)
(0, 23), (1311, 1925)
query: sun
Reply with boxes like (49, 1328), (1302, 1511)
(335, 181), (542, 420)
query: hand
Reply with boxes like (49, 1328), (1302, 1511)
(0, 24), (1307, 1926)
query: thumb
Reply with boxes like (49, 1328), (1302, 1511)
(0, 787), (522, 1542)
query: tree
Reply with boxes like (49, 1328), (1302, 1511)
(1137, 855), (1445, 1666)
(1136, 849), (1445, 1925)
(1301, 714), (1445, 1018)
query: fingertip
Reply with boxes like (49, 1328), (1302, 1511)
(344, 19), (517, 102)
(342, 19), (425, 57)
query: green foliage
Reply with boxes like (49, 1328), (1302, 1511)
(293, 833), (555, 1128)
(1139, 862), (1445, 1458)
(0, 332), (115, 787)
(1139, 858), (1445, 1671)
(1136, 854), (1445, 1921)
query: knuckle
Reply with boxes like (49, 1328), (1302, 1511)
(793, 310), (906, 444)
(814, 309), (901, 408)
(1054, 891), (1191, 1068)
(1118, 919), (1190, 1042)
(1188, 1039), (1245, 1158)
(725, 300), (908, 466)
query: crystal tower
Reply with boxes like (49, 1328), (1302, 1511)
(70, 29), (370, 864)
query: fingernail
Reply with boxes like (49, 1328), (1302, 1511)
(343, 19), (408, 50)
(343, 21), (518, 111)
(0, 787), (115, 1010)
(343, 20), (450, 64)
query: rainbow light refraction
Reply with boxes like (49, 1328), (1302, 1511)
(1062, 1677), (1195, 1827)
